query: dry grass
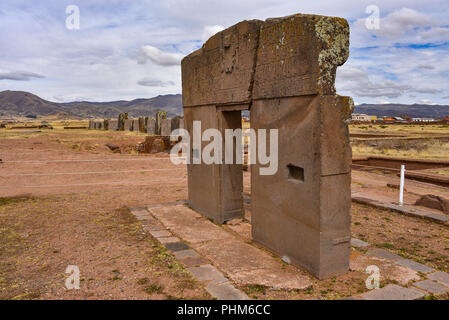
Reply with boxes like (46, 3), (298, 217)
(350, 124), (449, 135)
(352, 203), (449, 273)
(352, 140), (449, 160)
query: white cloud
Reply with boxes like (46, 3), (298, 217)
(354, 8), (432, 38)
(418, 99), (436, 105)
(202, 25), (224, 40)
(137, 78), (175, 87)
(1, 1), (448, 104)
(418, 27), (449, 41)
(137, 45), (184, 66)
(376, 98), (392, 104)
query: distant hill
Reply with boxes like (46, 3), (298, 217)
(0, 90), (183, 119)
(355, 103), (449, 119)
(2, 90), (449, 120)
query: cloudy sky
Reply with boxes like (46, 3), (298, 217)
(0, 0), (448, 105)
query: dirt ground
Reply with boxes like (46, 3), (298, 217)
(0, 128), (209, 300)
(1, 126), (448, 300)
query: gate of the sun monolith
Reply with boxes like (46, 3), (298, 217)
(181, 14), (353, 279)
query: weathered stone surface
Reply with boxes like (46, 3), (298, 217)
(358, 284), (424, 300)
(124, 119), (133, 131)
(187, 264), (224, 282)
(160, 118), (172, 136)
(140, 136), (171, 153)
(150, 205), (312, 290)
(351, 238), (370, 248)
(415, 194), (449, 214)
(413, 280), (449, 295)
(146, 117), (156, 134)
(108, 119), (118, 131)
(164, 242), (190, 252)
(179, 256), (208, 267)
(183, 107), (244, 223)
(367, 248), (402, 262)
(149, 230), (171, 238)
(171, 116), (185, 131)
(205, 281), (250, 300)
(118, 113), (128, 130)
(132, 119), (140, 132)
(155, 111), (166, 135)
(250, 95), (352, 279)
(158, 236), (180, 244)
(427, 271), (449, 287)
(396, 259), (434, 273)
(181, 13), (351, 279)
(173, 249), (201, 260)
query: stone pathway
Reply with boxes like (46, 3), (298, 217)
(130, 203), (449, 300)
(351, 235), (449, 300)
(129, 205), (250, 300)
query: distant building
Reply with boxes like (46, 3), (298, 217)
(411, 118), (436, 122)
(351, 113), (377, 122)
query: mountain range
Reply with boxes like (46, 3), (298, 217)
(0, 90), (183, 119)
(1, 90), (449, 119)
(354, 103), (449, 119)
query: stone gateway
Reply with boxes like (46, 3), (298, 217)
(181, 13), (353, 279)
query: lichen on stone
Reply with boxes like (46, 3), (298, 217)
(315, 16), (350, 93)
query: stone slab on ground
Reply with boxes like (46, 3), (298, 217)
(413, 280), (449, 295)
(173, 249), (200, 260)
(187, 264), (224, 282)
(396, 259), (434, 274)
(351, 238), (370, 248)
(141, 219), (166, 231)
(129, 207), (152, 220)
(179, 256), (209, 267)
(357, 284), (424, 300)
(164, 242), (190, 252)
(367, 248), (402, 262)
(129, 206), (248, 300)
(205, 281), (250, 300)
(427, 271), (449, 287)
(352, 195), (449, 225)
(158, 236), (181, 244)
(149, 230), (171, 238)
(149, 204), (312, 290)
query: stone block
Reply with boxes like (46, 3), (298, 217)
(146, 117), (156, 134)
(358, 284), (424, 300)
(427, 271), (449, 287)
(132, 119), (140, 132)
(124, 119), (133, 131)
(413, 280), (449, 295)
(164, 242), (190, 252)
(158, 236), (180, 244)
(108, 119), (118, 131)
(149, 230), (171, 238)
(181, 13), (351, 279)
(173, 249), (201, 260)
(205, 281), (250, 300)
(179, 256), (208, 267)
(396, 259), (434, 273)
(367, 248), (402, 262)
(351, 238), (370, 248)
(187, 264), (224, 282)
(160, 118), (172, 136)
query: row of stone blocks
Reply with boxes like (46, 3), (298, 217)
(88, 116), (184, 135)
